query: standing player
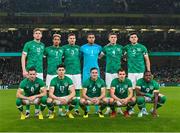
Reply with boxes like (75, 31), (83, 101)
(16, 67), (47, 120)
(47, 64), (76, 119)
(99, 32), (123, 115)
(21, 28), (45, 80)
(80, 33), (102, 113)
(44, 34), (65, 116)
(21, 28), (45, 117)
(80, 67), (106, 118)
(109, 69), (136, 117)
(62, 33), (81, 115)
(135, 71), (166, 117)
(123, 32), (150, 114)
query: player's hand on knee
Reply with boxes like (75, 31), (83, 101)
(29, 96), (36, 101)
(59, 98), (67, 104)
(92, 98), (98, 104)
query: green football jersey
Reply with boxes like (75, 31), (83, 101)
(111, 78), (132, 99)
(19, 77), (45, 97)
(102, 44), (123, 73)
(82, 77), (106, 98)
(136, 78), (159, 94)
(62, 44), (81, 74)
(44, 46), (63, 75)
(123, 43), (148, 73)
(22, 40), (45, 73)
(50, 76), (73, 97)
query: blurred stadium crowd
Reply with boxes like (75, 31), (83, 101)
(1, 0), (180, 14)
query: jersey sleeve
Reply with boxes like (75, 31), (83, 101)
(82, 80), (88, 89)
(136, 79), (142, 87)
(101, 79), (106, 88)
(50, 78), (56, 87)
(44, 47), (48, 57)
(154, 80), (160, 90)
(110, 79), (116, 88)
(128, 79), (133, 88)
(19, 81), (25, 91)
(98, 45), (102, 53)
(22, 42), (29, 55)
(122, 45), (127, 55)
(39, 79), (46, 89)
(142, 45), (148, 55)
(102, 46), (106, 55)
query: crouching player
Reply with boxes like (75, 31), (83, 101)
(47, 64), (76, 119)
(80, 67), (106, 118)
(109, 69), (136, 117)
(16, 67), (47, 120)
(136, 71), (166, 117)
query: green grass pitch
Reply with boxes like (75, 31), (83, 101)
(0, 87), (180, 132)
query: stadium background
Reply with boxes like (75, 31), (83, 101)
(0, 0), (180, 132)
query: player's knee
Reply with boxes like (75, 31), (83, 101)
(16, 98), (22, 106)
(137, 97), (145, 105)
(47, 98), (53, 103)
(80, 98), (85, 104)
(102, 98), (107, 104)
(109, 98), (114, 104)
(159, 95), (166, 104)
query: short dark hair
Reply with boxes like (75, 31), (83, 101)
(128, 32), (138, 39)
(90, 67), (98, 72)
(117, 68), (126, 73)
(68, 33), (76, 38)
(108, 32), (117, 38)
(87, 33), (95, 38)
(33, 28), (42, 34)
(28, 67), (36, 72)
(57, 64), (65, 70)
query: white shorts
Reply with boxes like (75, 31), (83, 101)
(46, 74), (57, 89)
(66, 74), (82, 89)
(128, 73), (144, 88)
(23, 98), (40, 105)
(53, 96), (69, 105)
(105, 73), (118, 89)
(37, 73), (43, 80)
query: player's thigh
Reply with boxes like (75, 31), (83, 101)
(128, 73), (136, 88)
(37, 73), (43, 80)
(106, 73), (116, 89)
(136, 73), (144, 81)
(72, 74), (82, 89)
(46, 74), (57, 90)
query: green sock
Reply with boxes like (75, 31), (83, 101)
(75, 90), (80, 110)
(16, 98), (23, 112)
(26, 105), (30, 111)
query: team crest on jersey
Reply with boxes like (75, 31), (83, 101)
(137, 48), (141, 52)
(64, 82), (68, 87)
(124, 85), (128, 89)
(35, 84), (39, 88)
(146, 88), (150, 92)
